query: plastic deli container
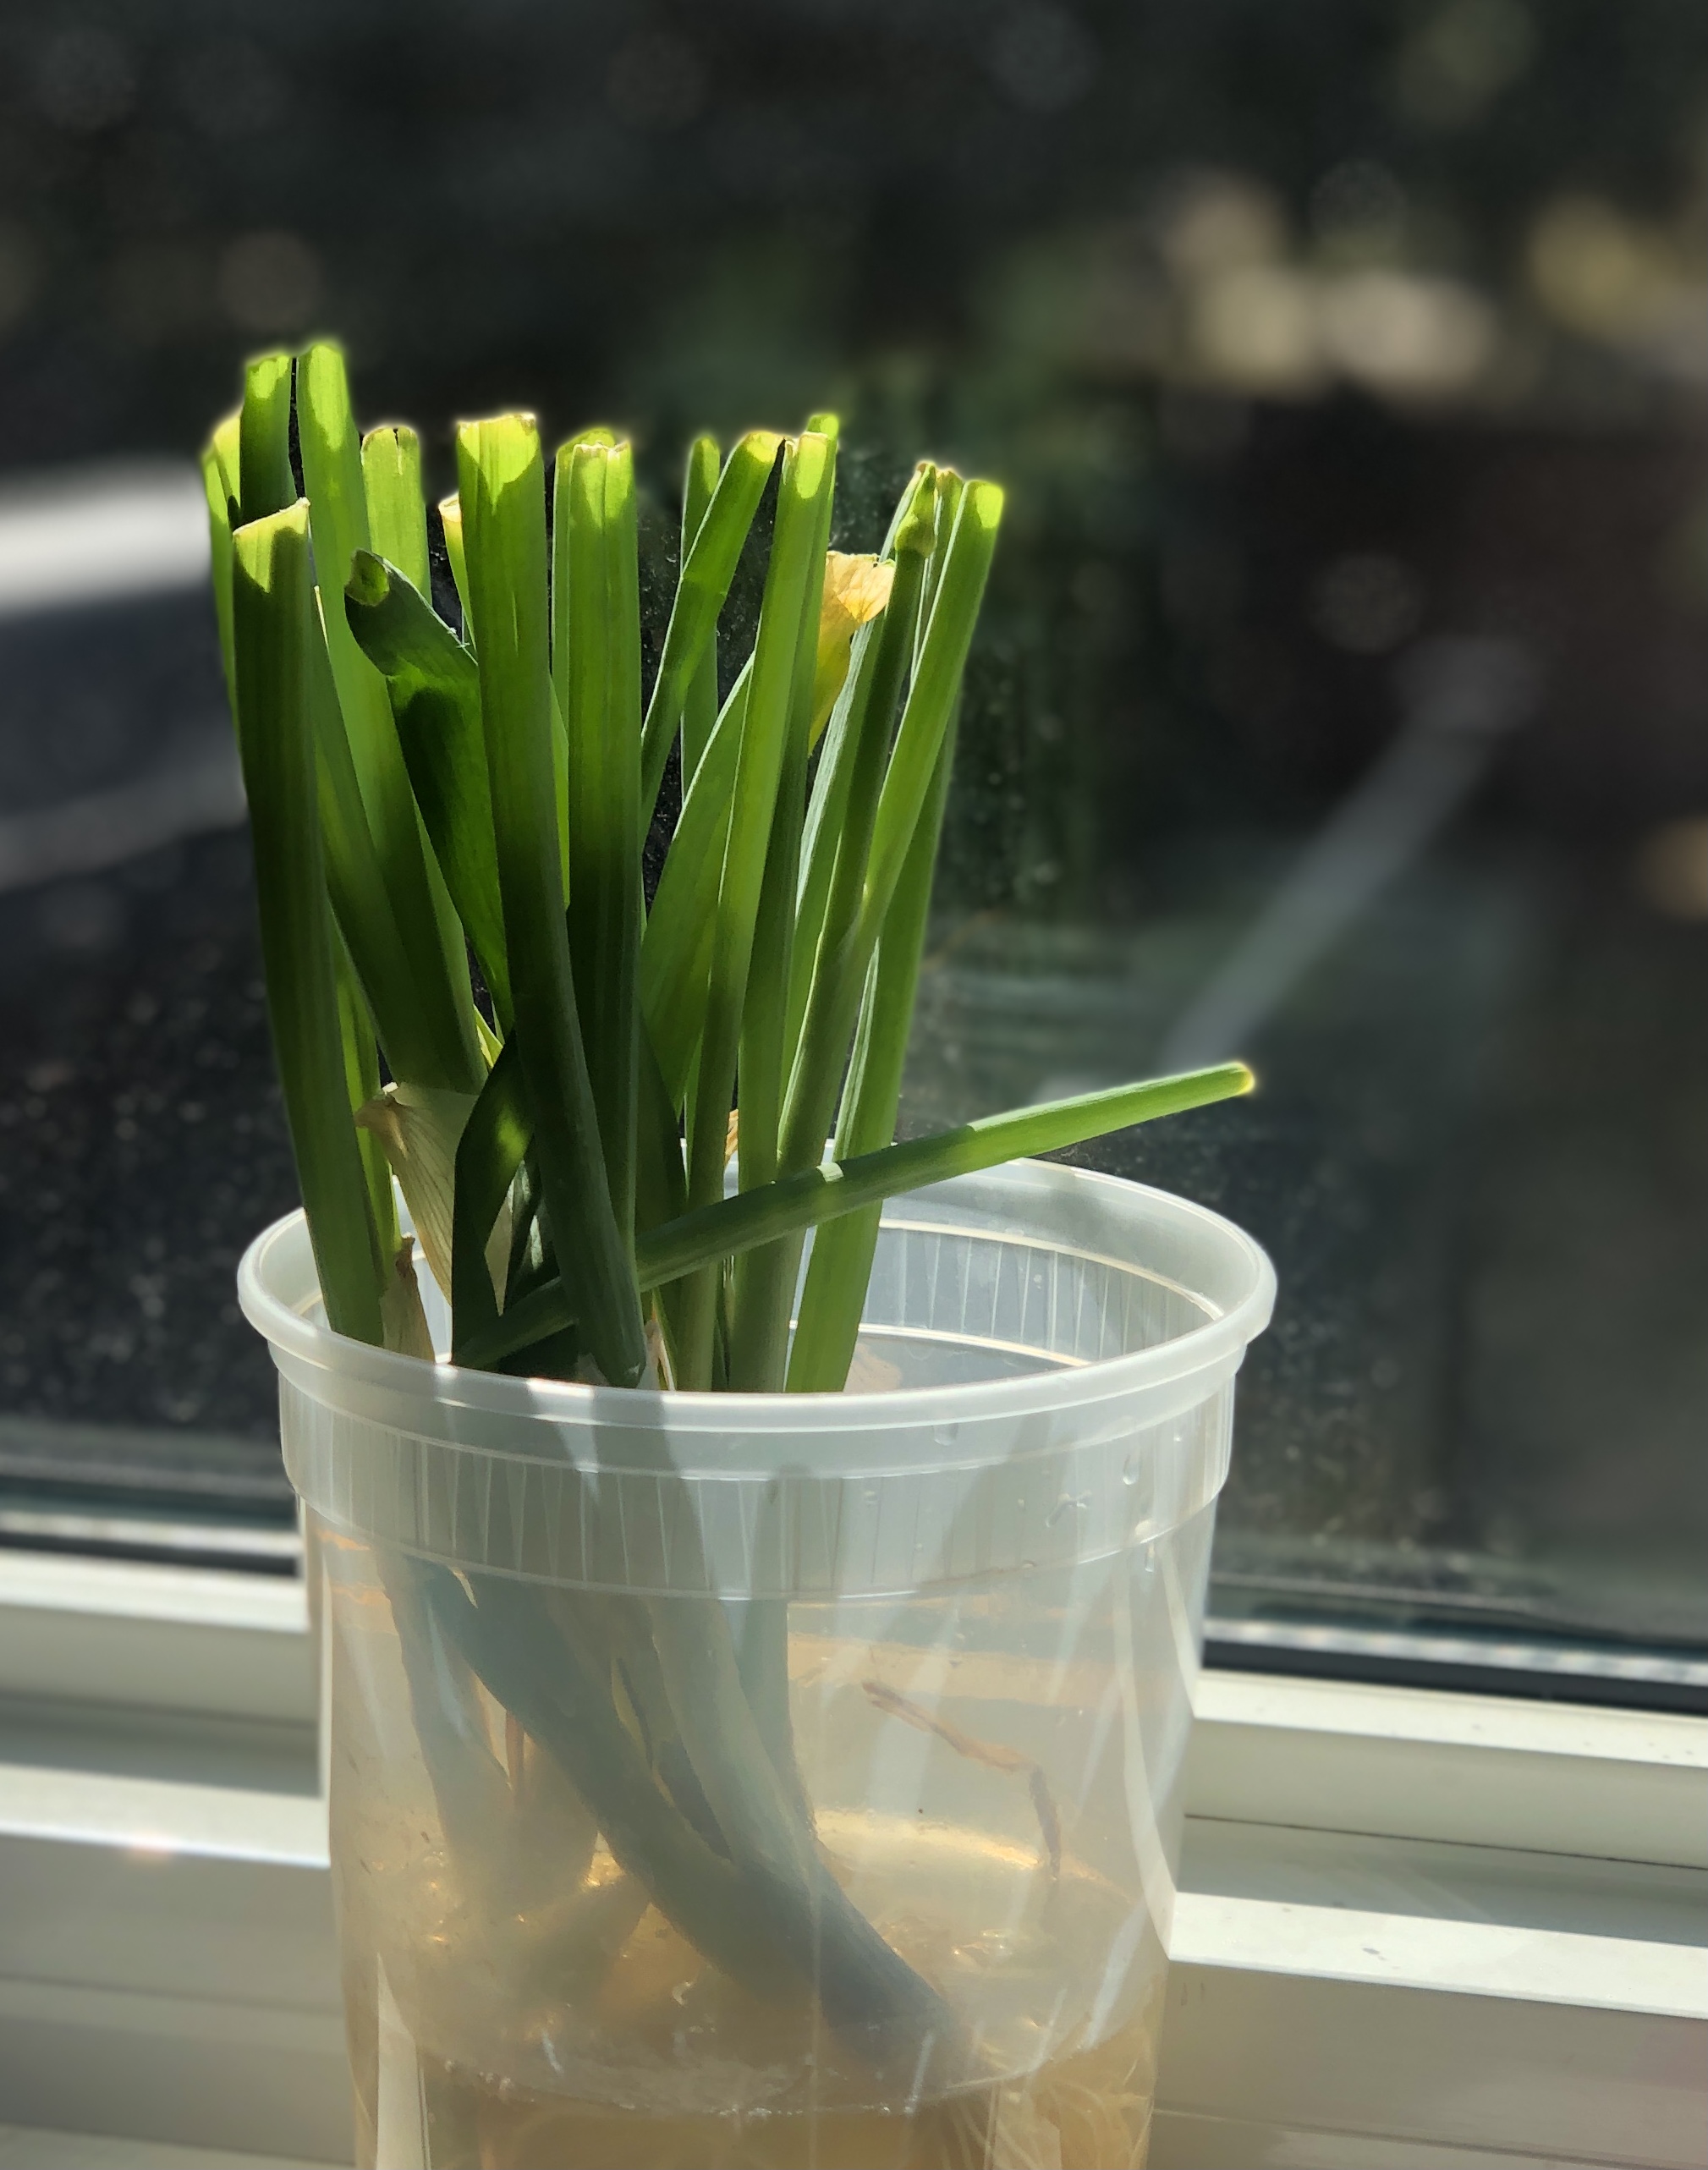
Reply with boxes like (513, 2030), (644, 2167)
(240, 1160), (1274, 2170)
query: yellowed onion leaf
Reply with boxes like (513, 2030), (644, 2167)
(380, 1237), (437, 1361)
(356, 1083), (510, 1305)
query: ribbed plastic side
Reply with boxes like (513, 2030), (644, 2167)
(279, 1369), (1233, 1596)
(250, 1164), (1273, 1598)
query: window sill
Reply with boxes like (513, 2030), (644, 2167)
(0, 1551), (1701, 2169)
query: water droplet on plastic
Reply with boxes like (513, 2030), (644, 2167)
(933, 1420), (958, 1446)
(1122, 1456), (1141, 1486)
(1046, 1492), (1090, 1526)
(670, 1979), (694, 2006)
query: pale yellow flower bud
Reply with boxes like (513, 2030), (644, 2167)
(810, 551), (896, 747)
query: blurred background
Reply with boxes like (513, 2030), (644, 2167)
(0, 0), (1703, 1693)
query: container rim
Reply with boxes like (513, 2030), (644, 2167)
(238, 1160), (1276, 1433)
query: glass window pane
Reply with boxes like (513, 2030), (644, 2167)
(0, 3), (1703, 1682)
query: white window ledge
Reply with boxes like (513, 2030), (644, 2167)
(0, 1551), (1702, 2169)
(0, 2124), (323, 2170)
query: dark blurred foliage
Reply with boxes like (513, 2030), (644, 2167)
(0, 1), (1704, 454)
(3, 0), (1705, 897)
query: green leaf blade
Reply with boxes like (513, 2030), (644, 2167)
(239, 354), (294, 523)
(459, 415), (647, 1387)
(780, 484), (935, 1184)
(345, 552), (512, 1027)
(644, 1066), (1255, 1298)
(298, 342), (482, 1092)
(459, 1064), (1255, 1370)
(437, 493), (473, 636)
(728, 423), (840, 1387)
(640, 429), (783, 823)
(675, 431), (834, 1387)
(678, 434), (722, 790)
(305, 594), (442, 1083)
(200, 442), (238, 722)
(449, 1038), (531, 1360)
(640, 661), (749, 1110)
(361, 425), (431, 596)
(335, 927), (399, 1266)
(787, 711), (958, 1392)
(231, 500), (382, 1345)
(556, 437), (644, 1250)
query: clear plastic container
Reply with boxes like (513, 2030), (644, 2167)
(240, 1161), (1273, 2170)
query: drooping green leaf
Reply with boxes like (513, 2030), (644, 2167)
(647, 1064), (1254, 1297)
(459, 1065), (1253, 1366)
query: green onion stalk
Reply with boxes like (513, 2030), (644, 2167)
(206, 344), (1252, 2092)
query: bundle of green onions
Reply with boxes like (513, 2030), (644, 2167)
(206, 344), (1250, 2094)
(206, 342), (1247, 1393)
